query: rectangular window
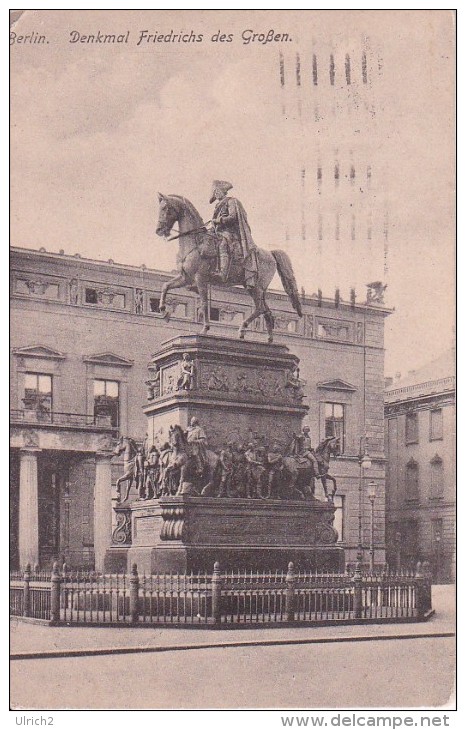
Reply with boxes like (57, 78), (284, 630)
(85, 287), (98, 304)
(405, 460), (419, 501)
(430, 458), (444, 499)
(324, 403), (344, 453)
(333, 495), (345, 542)
(405, 412), (419, 444)
(430, 408), (443, 440)
(149, 297), (160, 313)
(431, 518), (443, 551)
(23, 372), (53, 415)
(210, 306), (220, 322)
(93, 379), (119, 427)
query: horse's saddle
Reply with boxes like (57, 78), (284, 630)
(199, 234), (243, 265)
(198, 234), (219, 259)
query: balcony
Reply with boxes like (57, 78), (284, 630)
(10, 408), (118, 432)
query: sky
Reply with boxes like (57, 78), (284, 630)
(10, 9), (455, 376)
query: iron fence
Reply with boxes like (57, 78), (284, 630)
(10, 561), (432, 627)
(10, 566), (51, 620)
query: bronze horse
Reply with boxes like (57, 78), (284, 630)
(155, 194), (302, 342)
(114, 436), (140, 502)
(162, 425), (219, 496)
(282, 436), (339, 501)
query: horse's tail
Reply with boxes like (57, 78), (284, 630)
(271, 250), (302, 317)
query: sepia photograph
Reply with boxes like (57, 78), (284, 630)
(9, 8), (456, 715)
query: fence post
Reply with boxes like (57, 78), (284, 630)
(50, 561), (61, 624)
(416, 561), (432, 617)
(423, 562), (433, 613)
(352, 564), (363, 619)
(23, 563), (31, 618)
(285, 561), (296, 622)
(211, 561), (222, 625)
(129, 563), (140, 624)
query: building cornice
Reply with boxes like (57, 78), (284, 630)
(11, 246), (392, 317)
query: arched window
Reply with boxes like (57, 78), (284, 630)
(430, 455), (444, 499)
(405, 458), (419, 501)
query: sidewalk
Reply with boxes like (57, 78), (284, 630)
(10, 584), (455, 660)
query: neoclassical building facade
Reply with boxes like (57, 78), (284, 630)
(384, 350), (455, 582)
(10, 246), (389, 570)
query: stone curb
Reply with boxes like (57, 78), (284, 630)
(10, 630), (455, 661)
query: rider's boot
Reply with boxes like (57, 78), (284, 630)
(219, 248), (230, 283)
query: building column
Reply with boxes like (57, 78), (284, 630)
(18, 448), (41, 568)
(94, 451), (113, 572)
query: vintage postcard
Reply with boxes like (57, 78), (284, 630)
(9, 8), (455, 716)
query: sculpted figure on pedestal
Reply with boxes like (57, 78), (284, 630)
(176, 353), (195, 391)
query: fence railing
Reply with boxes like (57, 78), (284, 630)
(10, 561), (433, 627)
(10, 409), (116, 430)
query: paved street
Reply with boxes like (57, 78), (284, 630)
(10, 635), (454, 709)
(10, 586), (455, 710)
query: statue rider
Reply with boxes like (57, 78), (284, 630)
(209, 180), (259, 287)
(292, 426), (320, 475)
(186, 416), (208, 474)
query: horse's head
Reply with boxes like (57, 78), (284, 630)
(316, 436), (340, 460)
(156, 194), (204, 239)
(156, 193), (179, 238)
(168, 424), (187, 450)
(113, 435), (125, 456)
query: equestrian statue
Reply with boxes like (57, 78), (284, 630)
(155, 181), (302, 342)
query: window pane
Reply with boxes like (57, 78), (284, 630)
(430, 460), (444, 498)
(406, 462), (419, 500)
(94, 380), (105, 396)
(105, 380), (119, 398)
(406, 413), (418, 442)
(24, 373), (38, 390)
(333, 404), (344, 418)
(430, 409), (443, 440)
(38, 375), (52, 394)
(325, 403), (333, 418)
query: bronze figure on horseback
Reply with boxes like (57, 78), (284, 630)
(155, 181), (302, 342)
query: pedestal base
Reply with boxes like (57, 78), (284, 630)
(126, 544), (345, 574)
(124, 495), (344, 574)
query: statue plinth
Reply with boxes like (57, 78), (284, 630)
(107, 334), (345, 574)
(126, 495), (344, 574)
(144, 334), (308, 451)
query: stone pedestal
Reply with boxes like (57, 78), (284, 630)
(144, 334), (308, 452)
(126, 496), (344, 574)
(18, 448), (40, 568)
(105, 334), (346, 575)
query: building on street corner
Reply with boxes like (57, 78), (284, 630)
(384, 349), (455, 582)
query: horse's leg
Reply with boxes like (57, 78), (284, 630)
(159, 273), (187, 314)
(320, 475), (331, 501)
(326, 474), (337, 500)
(239, 287), (265, 339)
(264, 307), (275, 343)
(196, 277), (210, 335)
(115, 476), (122, 502)
(123, 475), (133, 503)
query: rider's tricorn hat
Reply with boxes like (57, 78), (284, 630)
(209, 180), (233, 204)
